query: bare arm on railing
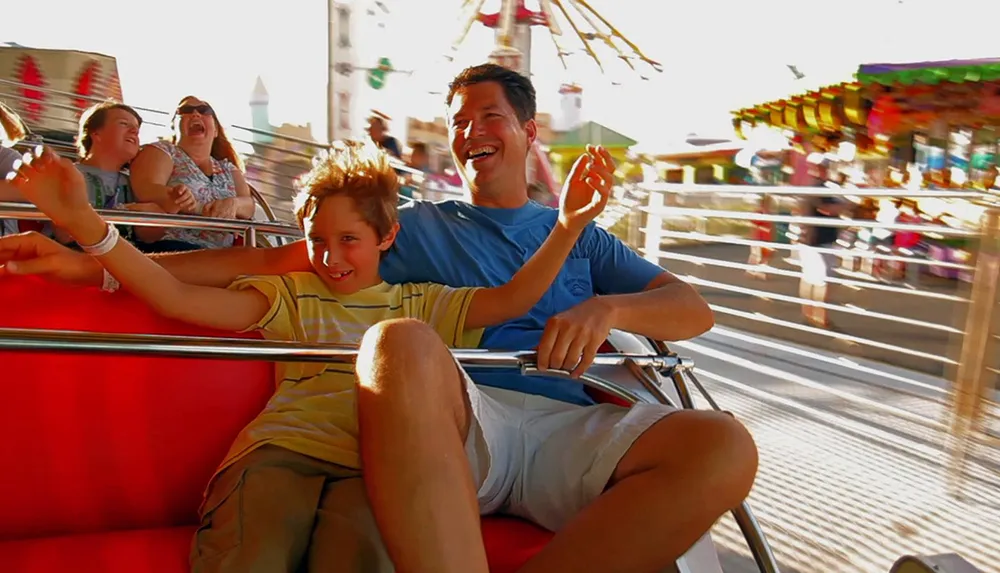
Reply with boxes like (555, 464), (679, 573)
(129, 146), (198, 215)
(0, 229), (310, 288)
(8, 150), (270, 332)
(203, 168), (255, 220)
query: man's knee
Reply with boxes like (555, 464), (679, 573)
(625, 411), (758, 506)
(709, 413), (757, 496)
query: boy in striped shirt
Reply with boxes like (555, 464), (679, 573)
(10, 141), (612, 573)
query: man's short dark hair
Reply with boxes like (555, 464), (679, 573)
(446, 63), (536, 124)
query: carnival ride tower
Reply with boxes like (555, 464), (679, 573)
(450, 0), (661, 193)
(451, 0), (662, 79)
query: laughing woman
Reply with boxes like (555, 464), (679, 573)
(129, 95), (254, 252)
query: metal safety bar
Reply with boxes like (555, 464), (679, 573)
(643, 182), (991, 199)
(0, 326), (682, 374)
(635, 338), (780, 573)
(0, 203), (303, 246)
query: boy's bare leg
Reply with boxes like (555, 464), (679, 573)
(356, 318), (490, 573)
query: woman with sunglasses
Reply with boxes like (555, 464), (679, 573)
(129, 96), (254, 252)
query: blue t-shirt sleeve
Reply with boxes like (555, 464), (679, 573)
(583, 223), (665, 295)
(380, 201), (427, 284)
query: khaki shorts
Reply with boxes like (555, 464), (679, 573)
(190, 445), (393, 573)
(462, 373), (677, 532)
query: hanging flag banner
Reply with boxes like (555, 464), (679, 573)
(367, 57), (393, 90)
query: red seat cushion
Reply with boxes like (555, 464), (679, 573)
(0, 275), (559, 571)
(0, 527), (194, 573)
(0, 276), (274, 540)
(0, 518), (554, 573)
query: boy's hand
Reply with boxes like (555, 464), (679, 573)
(0, 231), (104, 287)
(558, 144), (613, 233)
(6, 146), (90, 229)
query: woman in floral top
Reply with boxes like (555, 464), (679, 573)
(129, 96), (254, 252)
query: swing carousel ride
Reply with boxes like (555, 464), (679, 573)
(449, 0), (663, 81)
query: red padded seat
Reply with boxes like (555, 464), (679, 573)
(0, 276), (556, 572)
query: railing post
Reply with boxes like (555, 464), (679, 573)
(642, 186), (664, 265)
(946, 201), (1000, 495)
(244, 226), (258, 248)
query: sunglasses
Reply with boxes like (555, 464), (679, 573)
(177, 104), (213, 116)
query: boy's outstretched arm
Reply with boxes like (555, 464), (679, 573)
(9, 149), (270, 332)
(465, 147), (614, 329)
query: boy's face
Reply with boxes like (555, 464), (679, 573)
(304, 195), (398, 295)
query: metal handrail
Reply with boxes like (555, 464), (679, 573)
(0, 326), (682, 371)
(643, 206), (979, 236)
(0, 203), (303, 239)
(0, 327), (679, 406)
(642, 182), (992, 200)
(641, 337), (781, 573)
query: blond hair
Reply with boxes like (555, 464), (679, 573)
(293, 141), (400, 238)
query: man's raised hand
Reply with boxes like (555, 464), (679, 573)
(558, 144), (614, 233)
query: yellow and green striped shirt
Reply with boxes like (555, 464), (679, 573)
(218, 272), (483, 472)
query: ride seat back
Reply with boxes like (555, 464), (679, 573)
(0, 276), (274, 541)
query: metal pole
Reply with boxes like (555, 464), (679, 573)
(327, 0), (336, 145)
(946, 202), (1000, 495)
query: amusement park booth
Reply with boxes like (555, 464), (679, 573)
(731, 58), (1000, 190)
(731, 58), (1000, 279)
(547, 121), (639, 184)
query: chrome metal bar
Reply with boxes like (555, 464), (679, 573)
(624, 358), (677, 407)
(684, 370), (723, 412)
(733, 502), (782, 573)
(656, 250), (971, 304)
(670, 370), (696, 409)
(643, 206), (978, 236)
(0, 203), (303, 238)
(0, 327), (681, 373)
(685, 275), (963, 334)
(640, 182), (989, 199)
(648, 233), (974, 270)
(647, 337), (781, 573)
(710, 304), (958, 365)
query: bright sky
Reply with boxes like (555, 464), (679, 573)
(4, 0), (1000, 152)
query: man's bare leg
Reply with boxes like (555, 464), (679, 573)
(355, 318), (490, 573)
(517, 411), (758, 573)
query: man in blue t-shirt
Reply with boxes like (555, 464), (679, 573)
(0, 65), (758, 573)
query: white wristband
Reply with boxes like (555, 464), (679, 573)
(80, 223), (120, 257)
(101, 269), (120, 293)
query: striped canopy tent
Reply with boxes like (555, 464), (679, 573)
(730, 58), (1000, 153)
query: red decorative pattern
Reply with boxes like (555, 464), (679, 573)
(73, 61), (102, 117)
(479, 0), (547, 28)
(15, 55), (46, 123)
